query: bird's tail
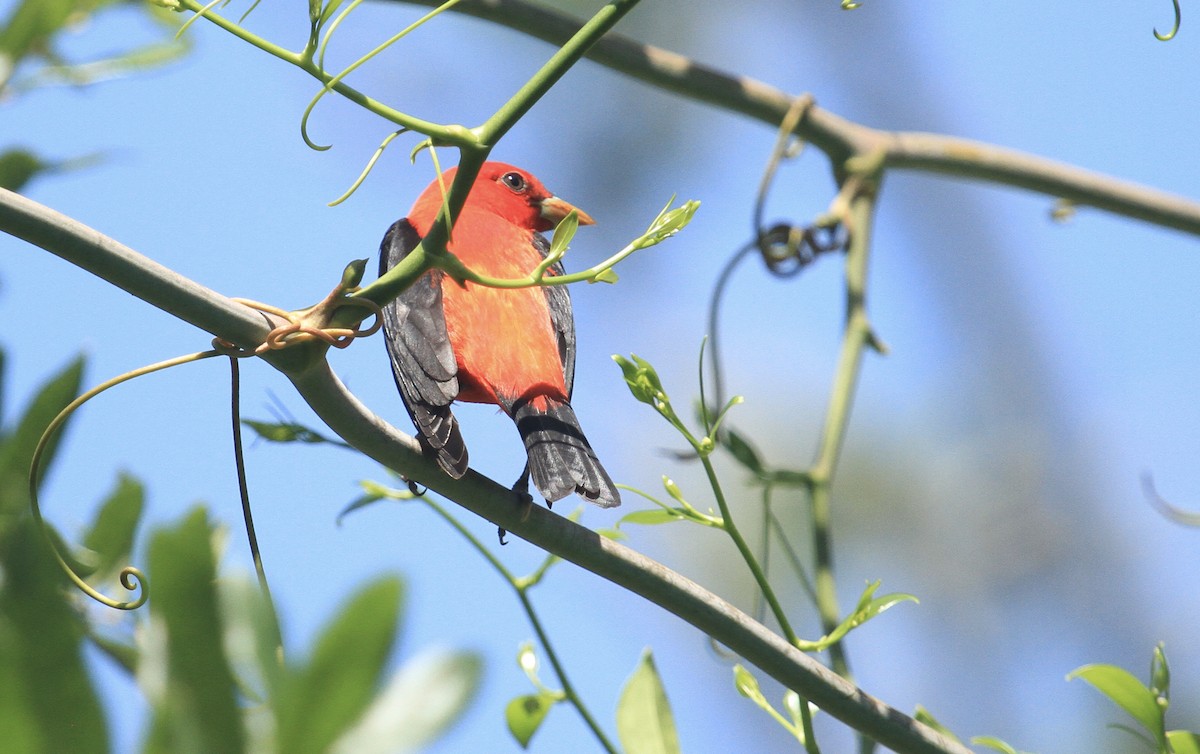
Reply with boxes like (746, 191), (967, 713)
(512, 397), (620, 508)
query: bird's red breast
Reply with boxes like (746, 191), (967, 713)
(404, 163), (591, 412)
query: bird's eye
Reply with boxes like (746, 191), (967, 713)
(501, 171), (528, 193)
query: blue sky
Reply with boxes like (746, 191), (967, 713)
(3, 1), (1200, 752)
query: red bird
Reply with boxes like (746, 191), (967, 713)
(379, 162), (620, 508)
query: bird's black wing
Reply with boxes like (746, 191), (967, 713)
(379, 219), (468, 477)
(533, 232), (577, 398)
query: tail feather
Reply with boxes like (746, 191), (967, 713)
(512, 398), (620, 508)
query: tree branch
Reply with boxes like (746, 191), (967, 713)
(0, 185), (970, 754)
(399, 0), (1200, 235)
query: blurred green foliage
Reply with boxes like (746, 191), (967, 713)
(0, 0), (187, 192)
(0, 348), (482, 753)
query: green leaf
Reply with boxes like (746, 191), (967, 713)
(277, 576), (404, 754)
(338, 480), (423, 524)
(318, 0), (349, 27)
(87, 630), (139, 677)
(590, 268), (619, 284)
(722, 428), (764, 475)
(733, 664), (766, 705)
(970, 736), (1020, 754)
(0, 354), (83, 519)
(505, 693), (555, 749)
(613, 354), (672, 412)
(1151, 641), (1170, 699)
(1067, 663), (1164, 738)
(517, 641), (541, 685)
(331, 647), (481, 754)
(765, 468), (812, 487)
(616, 649), (680, 754)
(0, 0), (76, 63)
(662, 477), (688, 505)
(0, 148), (45, 191)
(782, 690), (803, 729)
(632, 198), (700, 250)
(214, 575), (285, 705)
(857, 590), (920, 623)
(336, 491), (387, 523)
(0, 517), (108, 754)
(0, 345), (6, 427)
(145, 507), (244, 754)
(15, 42), (186, 93)
(0, 0), (187, 95)
(81, 472), (144, 577)
(0, 148), (104, 189)
(630, 354), (665, 394)
(618, 509), (686, 526)
(1168, 731), (1200, 754)
(341, 258), (368, 289)
(796, 581), (917, 651)
(548, 209), (580, 257)
(612, 354), (652, 405)
(732, 664), (804, 741)
(242, 418), (343, 445)
(913, 705), (960, 742)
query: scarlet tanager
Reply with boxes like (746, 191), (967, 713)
(379, 162), (621, 508)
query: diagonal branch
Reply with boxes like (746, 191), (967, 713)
(398, 0), (1200, 236)
(0, 185), (970, 754)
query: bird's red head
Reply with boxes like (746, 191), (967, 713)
(408, 161), (594, 234)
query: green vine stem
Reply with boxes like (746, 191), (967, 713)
(699, 450), (823, 754)
(806, 157), (884, 754)
(166, 0), (454, 140)
(356, 1), (642, 309)
(162, 0), (645, 315)
(473, 0), (639, 147)
(414, 497), (617, 754)
(702, 449), (796, 646)
(447, 198), (699, 290)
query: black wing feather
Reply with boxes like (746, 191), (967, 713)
(379, 219), (468, 477)
(532, 233), (576, 397)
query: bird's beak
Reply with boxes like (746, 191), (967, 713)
(539, 196), (596, 226)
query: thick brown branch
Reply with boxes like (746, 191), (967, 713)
(0, 185), (971, 754)
(399, 0), (1200, 235)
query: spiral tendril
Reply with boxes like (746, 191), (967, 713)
(1154, 0), (1181, 41)
(706, 94), (848, 408)
(29, 351), (223, 610)
(300, 0), (466, 153)
(175, 0), (224, 41)
(329, 129), (409, 206)
(1142, 472), (1200, 526)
